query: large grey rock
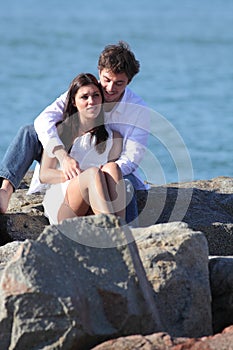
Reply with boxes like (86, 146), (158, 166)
(0, 215), (160, 350)
(0, 216), (212, 350)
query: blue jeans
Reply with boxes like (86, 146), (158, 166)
(0, 125), (42, 189)
(124, 175), (138, 227)
(124, 173), (148, 227)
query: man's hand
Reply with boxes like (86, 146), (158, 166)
(53, 145), (81, 180)
(61, 154), (81, 180)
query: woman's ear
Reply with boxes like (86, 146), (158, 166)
(72, 98), (76, 107)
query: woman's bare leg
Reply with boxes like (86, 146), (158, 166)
(58, 167), (114, 222)
(57, 199), (82, 223)
(101, 162), (126, 219)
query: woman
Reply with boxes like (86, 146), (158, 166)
(39, 73), (125, 224)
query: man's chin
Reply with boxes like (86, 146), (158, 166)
(104, 93), (117, 103)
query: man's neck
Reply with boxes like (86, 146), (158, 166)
(103, 102), (117, 113)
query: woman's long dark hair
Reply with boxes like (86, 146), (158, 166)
(57, 73), (108, 154)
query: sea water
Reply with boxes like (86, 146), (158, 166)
(1, 0), (233, 184)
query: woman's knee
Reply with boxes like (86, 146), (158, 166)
(101, 162), (120, 174)
(80, 167), (102, 183)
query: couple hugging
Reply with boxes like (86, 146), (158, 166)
(0, 41), (150, 227)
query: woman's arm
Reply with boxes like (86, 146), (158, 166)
(39, 151), (66, 184)
(108, 131), (123, 162)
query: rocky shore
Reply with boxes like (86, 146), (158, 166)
(0, 172), (233, 349)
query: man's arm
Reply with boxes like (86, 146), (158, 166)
(34, 91), (80, 179)
(108, 103), (151, 176)
(34, 91), (67, 155)
(115, 132), (148, 175)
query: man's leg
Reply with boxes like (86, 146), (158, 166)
(0, 125), (42, 213)
(124, 174), (139, 227)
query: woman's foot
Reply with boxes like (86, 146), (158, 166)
(0, 180), (13, 213)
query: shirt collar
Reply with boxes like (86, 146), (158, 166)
(111, 88), (129, 115)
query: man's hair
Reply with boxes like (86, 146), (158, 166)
(98, 41), (140, 83)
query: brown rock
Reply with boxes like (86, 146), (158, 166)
(92, 325), (233, 350)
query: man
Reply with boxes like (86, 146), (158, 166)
(0, 41), (150, 224)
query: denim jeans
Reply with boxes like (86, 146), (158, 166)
(0, 124), (42, 189)
(124, 173), (149, 227)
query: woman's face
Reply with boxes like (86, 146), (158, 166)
(74, 84), (102, 120)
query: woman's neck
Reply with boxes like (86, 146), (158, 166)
(78, 120), (96, 135)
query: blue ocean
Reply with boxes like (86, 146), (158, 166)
(1, 0), (233, 184)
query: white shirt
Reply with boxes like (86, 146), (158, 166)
(69, 129), (113, 170)
(34, 87), (150, 189)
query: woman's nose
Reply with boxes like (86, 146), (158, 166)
(88, 96), (94, 104)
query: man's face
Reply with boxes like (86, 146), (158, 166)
(99, 69), (129, 103)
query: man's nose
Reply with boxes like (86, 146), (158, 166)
(107, 81), (114, 91)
